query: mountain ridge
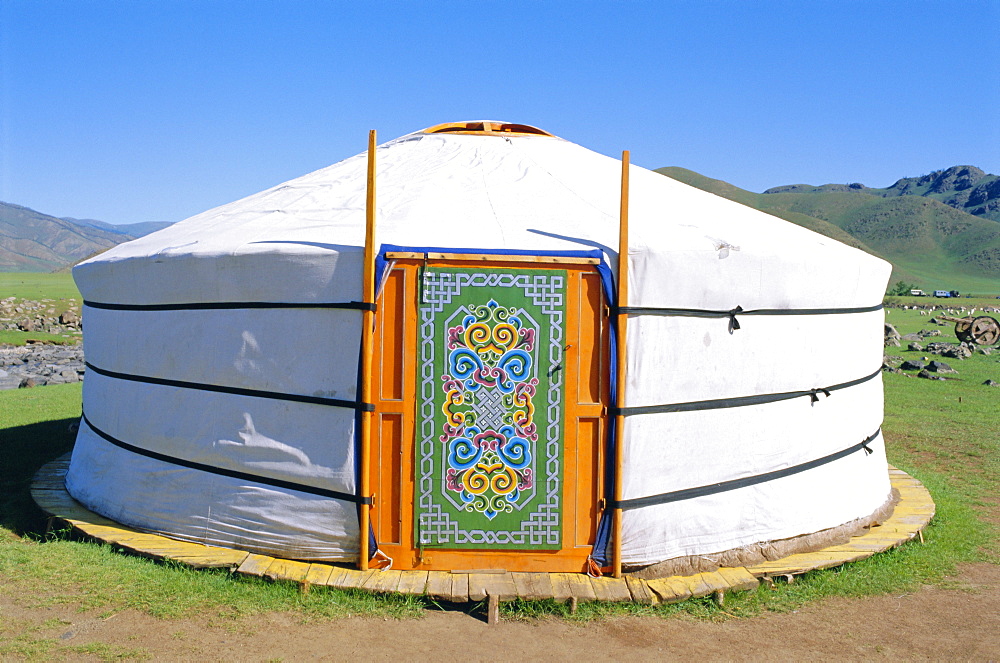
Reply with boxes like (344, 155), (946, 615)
(0, 201), (172, 272)
(764, 165), (1000, 223)
(59, 217), (174, 238)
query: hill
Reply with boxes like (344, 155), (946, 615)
(0, 202), (124, 272)
(0, 202), (172, 272)
(765, 165), (1000, 223)
(657, 167), (1000, 295)
(60, 217), (173, 238)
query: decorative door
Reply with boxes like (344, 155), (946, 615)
(370, 255), (607, 572)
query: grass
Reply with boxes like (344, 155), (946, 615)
(0, 308), (996, 628)
(881, 307), (1000, 528)
(0, 330), (80, 346)
(0, 272), (81, 302)
(1, 538), (425, 620)
(0, 633), (151, 662)
(0, 384), (82, 535)
(884, 294), (1000, 307)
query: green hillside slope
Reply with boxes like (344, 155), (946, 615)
(656, 167), (1000, 295)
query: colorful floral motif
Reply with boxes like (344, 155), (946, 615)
(440, 300), (539, 519)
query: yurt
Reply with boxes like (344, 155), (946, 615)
(67, 121), (892, 577)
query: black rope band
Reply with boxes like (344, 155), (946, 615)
(614, 303), (883, 333)
(613, 428), (882, 511)
(85, 362), (375, 412)
(81, 412), (372, 505)
(610, 366), (881, 417)
(84, 300), (376, 312)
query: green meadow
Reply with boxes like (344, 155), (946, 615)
(0, 281), (997, 637)
(0, 272), (82, 346)
(0, 330), (77, 346)
(0, 272), (82, 303)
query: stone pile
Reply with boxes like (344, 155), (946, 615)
(0, 343), (85, 390)
(923, 341), (975, 359)
(0, 296), (82, 336)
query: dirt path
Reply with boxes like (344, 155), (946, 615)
(3, 563), (997, 660)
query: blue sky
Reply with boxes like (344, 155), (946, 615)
(1, 1), (998, 225)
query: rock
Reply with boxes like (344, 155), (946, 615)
(901, 333), (922, 341)
(0, 342), (85, 391)
(944, 346), (972, 359)
(982, 347), (993, 355)
(919, 329), (942, 337)
(59, 310), (80, 325)
(927, 360), (956, 373)
(882, 354), (903, 367)
(907, 342), (923, 352)
(925, 342), (972, 359)
(984, 379), (1000, 387)
(900, 360), (926, 371)
(917, 370), (942, 380)
(884, 323), (901, 347)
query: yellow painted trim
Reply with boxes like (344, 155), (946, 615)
(358, 129), (378, 571)
(612, 149), (630, 578)
(421, 121), (555, 138)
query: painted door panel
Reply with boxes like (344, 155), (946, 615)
(370, 259), (607, 572)
(416, 266), (565, 550)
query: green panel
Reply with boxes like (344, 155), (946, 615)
(415, 267), (566, 550)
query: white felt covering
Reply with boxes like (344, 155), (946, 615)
(68, 125), (891, 564)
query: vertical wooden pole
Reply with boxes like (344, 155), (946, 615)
(358, 130), (377, 570)
(612, 150), (630, 578)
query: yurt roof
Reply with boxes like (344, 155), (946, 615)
(76, 122), (890, 309)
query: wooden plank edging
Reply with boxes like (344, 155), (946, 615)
(30, 456), (934, 605)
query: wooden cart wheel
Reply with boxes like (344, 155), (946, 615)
(954, 318), (973, 343)
(969, 316), (1000, 346)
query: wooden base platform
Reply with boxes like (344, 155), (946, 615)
(31, 458), (934, 605)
